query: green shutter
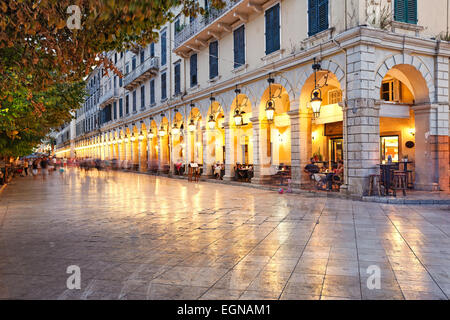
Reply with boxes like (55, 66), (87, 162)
(406, 0), (417, 24)
(394, 0), (406, 23)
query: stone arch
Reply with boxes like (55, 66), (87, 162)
(273, 73), (296, 102)
(296, 59), (346, 109)
(374, 54), (434, 103)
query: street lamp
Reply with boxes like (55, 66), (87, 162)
(188, 119), (196, 132)
(208, 114), (216, 130)
(310, 58), (328, 119)
(159, 124), (166, 137)
(265, 77), (278, 122)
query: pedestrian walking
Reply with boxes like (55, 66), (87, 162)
(32, 159), (39, 179)
(40, 157), (48, 180)
(23, 159), (29, 176)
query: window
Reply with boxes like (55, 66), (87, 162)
(308, 0), (329, 37)
(174, 63), (181, 95)
(125, 63), (129, 75)
(161, 73), (167, 100)
(265, 4), (280, 55)
(140, 50), (145, 64)
(234, 25), (245, 69)
(190, 54), (198, 87)
(120, 51), (123, 59)
(114, 53), (117, 64)
(140, 85), (145, 109)
(150, 43), (155, 58)
(125, 94), (130, 114)
(381, 79), (401, 102)
(132, 56), (136, 70)
(150, 79), (155, 105)
(119, 75), (123, 87)
(132, 90), (137, 112)
(114, 76), (117, 88)
(394, 0), (417, 24)
(119, 98), (123, 117)
(209, 41), (218, 79)
(328, 89), (343, 104)
(113, 101), (117, 120)
(381, 136), (400, 163)
(161, 30), (167, 66)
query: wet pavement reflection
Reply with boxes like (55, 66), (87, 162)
(0, 168), (449, 300)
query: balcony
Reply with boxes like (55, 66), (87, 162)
(174, 0), (263, 56)
(124, 56), (160, 90)
(99, 87), (119, 108)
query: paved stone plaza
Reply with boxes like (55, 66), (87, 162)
(0, 169), (449, 300)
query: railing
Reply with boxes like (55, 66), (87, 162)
(123, 56), (160, 88)
(174, 0), (243, 49)
(98, 87), (119, 107)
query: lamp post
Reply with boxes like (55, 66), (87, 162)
(310, 58), (328, 119)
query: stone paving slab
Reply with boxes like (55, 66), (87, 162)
(0, 168), (449, 300)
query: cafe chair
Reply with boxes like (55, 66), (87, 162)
(392, 171), (407, 197)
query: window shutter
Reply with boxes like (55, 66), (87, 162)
(308, 0), (318, 36)
(190, 54), (197, 87)
(161, 31), (167, 66)
(265, 4), (280, 55)
(175, 64), (181, 94)
(394, 0), (406, 22)
(406, 0), (417, 24)
(209, 41), (218, 79)
(318, 0), (328, 33)
(234, 25), (245, 68)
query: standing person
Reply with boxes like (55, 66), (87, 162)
(40, 157), (48, 180)
(32, 159), (39, 179)
(23, 159), (29, 176)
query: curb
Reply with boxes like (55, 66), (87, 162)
(128, 170), (450, 206)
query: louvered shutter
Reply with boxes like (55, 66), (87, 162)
(209, 41), (218, 79)
(265, 4), (280, 55)
(318, 0), (328, 33)
(406, 0), (417, 24)
(395, 0), (406, 22)
(190, 54), (197, 87)
(234, 25), (245, 68)
(308, 0), (318, 36)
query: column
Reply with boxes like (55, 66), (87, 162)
(250, 118), (272, 184)
(223, 122), (234, 180)
(203, 128), (212, 176)
(288, 110), (302, 188)
(345, 44), (379, 196)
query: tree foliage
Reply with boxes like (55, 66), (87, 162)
(0, 0), (224, 157)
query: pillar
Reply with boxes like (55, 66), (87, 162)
(223, 122), (234, 180)
(251, 118), (272, 184)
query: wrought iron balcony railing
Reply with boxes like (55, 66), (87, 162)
(174, 0), (243, 49)
(124, 56), (160, 90)
(98, 87), (119, 108)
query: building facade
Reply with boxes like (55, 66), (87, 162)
(56, 0), (450, 196)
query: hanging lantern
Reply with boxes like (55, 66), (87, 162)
(138, 132), (144, 141)
(265, 99), (275, 121)
(234, 109), (243, 127)
(159, 124), (166, 137)
(310, 58), (328, 119)
(124, 136), (129, 143)
(188, 119), (196, 132)
(172, 123), (180, 135)
(148, 129), (154, 139)
(208, 114), (216, 130)
(310, 89), (322, 119)
(130, 135), (136, 142)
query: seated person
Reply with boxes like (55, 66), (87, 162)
(213, 162), (222, 179)
(304, 158), (319, 177)
(325, 160), (344, 190)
